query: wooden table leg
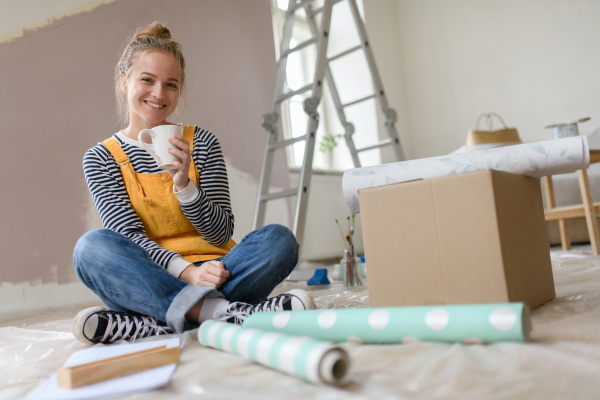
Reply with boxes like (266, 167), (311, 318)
(543, 176), (571, 250)
(577, 169), (600, 255)
(558, 219), (571, 251)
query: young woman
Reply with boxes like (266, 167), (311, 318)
(72, 22), (313, 345)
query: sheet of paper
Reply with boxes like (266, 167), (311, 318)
(25, 337), (180, 400)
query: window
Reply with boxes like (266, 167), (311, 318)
(270, 0), (382, 172)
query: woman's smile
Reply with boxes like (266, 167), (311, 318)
(145, 100), (166, 110)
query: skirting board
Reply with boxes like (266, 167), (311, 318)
(0, 280), (100, 318)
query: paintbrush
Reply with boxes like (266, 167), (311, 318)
(335, 219), (348, 248)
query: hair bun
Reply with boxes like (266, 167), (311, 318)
(136, 22), (171, 41)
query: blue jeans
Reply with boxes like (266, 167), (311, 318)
(73, 224), (299, 333)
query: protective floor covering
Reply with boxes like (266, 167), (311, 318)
(2, 246), (600, 400)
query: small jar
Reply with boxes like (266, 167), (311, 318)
(340, 250), (363, 287)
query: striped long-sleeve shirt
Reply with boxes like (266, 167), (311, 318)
(83, 126), (234, 277)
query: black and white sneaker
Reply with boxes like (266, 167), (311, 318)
(217, 289), (315, 324)
(72, 306), (174, 345)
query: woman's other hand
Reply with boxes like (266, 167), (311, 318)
(179, 260), (230, 288)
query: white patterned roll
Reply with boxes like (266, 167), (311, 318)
(343, 136), (590, 214)
(198, 320), (350, 386)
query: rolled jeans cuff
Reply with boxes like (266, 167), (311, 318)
(166, 285), (225, 333)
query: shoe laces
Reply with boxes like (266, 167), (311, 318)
(101, 313), (173, 343)
(217, 294), (292, 325)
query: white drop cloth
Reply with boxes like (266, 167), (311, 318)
(2, 245), (599, 400)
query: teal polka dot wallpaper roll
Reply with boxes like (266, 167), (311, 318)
(243, 303), (530, 344)
(198, 320), (351, 385)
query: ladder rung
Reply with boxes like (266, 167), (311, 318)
(281, 37), (318, 59)
(289, 0), (317, 13)
(328, 44), (361, 62)
(276, 84), (313, 103)
(260, 188), (299, 202)
(309, 6), (323, 16)
(342, 93), (376, 108)
(269, 135), (307, 150)
(309, 0), (343, 17)
(356, 139), (392, 153)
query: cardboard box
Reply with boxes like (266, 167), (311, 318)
(360, 170), (555, 310)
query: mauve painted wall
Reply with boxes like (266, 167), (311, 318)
(0, 0), (285, 285)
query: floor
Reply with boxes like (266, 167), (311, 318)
(3, 245), (600, 400)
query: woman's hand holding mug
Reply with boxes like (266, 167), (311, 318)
(167, 133), (191, 191)
(137, 123), (191, 191)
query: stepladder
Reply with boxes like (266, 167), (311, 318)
(253, 0), (406, 247)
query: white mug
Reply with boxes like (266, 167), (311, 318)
(138, 124), (183, 170)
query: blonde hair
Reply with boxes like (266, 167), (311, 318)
(115, 22), (186, 123)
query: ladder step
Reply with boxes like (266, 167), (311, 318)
(289, 0), (317, 13)
(260, 188), (299, 202)
(269, 135), (307, 150)
(342, 93), (376, 108)
(281, 37), (318, 59)
(309, 6), (323, 16)
(328, 44), (361, 62)
(275, 83), (313, 103)
(356, 139), (393, 153)
(310, 0), (343, 17)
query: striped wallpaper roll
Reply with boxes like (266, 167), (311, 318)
(243, 303), (530, 344)
(198, 320), (351, 386)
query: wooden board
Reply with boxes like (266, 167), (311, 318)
(57, 345), (180, 389)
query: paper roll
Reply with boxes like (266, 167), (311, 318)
(243, 303), (531, 344)
(343, 136), (590, 214)
(198, 320), (350, 386)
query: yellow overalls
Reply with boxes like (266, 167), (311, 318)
(102, 125), (235, 263)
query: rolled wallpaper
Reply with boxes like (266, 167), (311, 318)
(343, 136), (590, 214)
(198, 320), (350, 386)
(243, 303), (531, 344)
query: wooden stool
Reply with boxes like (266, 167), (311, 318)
(543, 150), (600, 255)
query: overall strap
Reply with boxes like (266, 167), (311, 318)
(102, 137), (152, 205)
(183, 125), (200, 185)
(102, 137), (129, 164)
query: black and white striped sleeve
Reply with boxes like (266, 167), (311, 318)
(179, 127), (235, 246)
(83, 143), (181, 270)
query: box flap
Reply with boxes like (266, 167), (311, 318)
(360, 180), (446, 306)
(432, 171), (509, 304)
(491, 171), (556, 307)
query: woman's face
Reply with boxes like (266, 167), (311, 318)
(121, 50), (181, 129)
